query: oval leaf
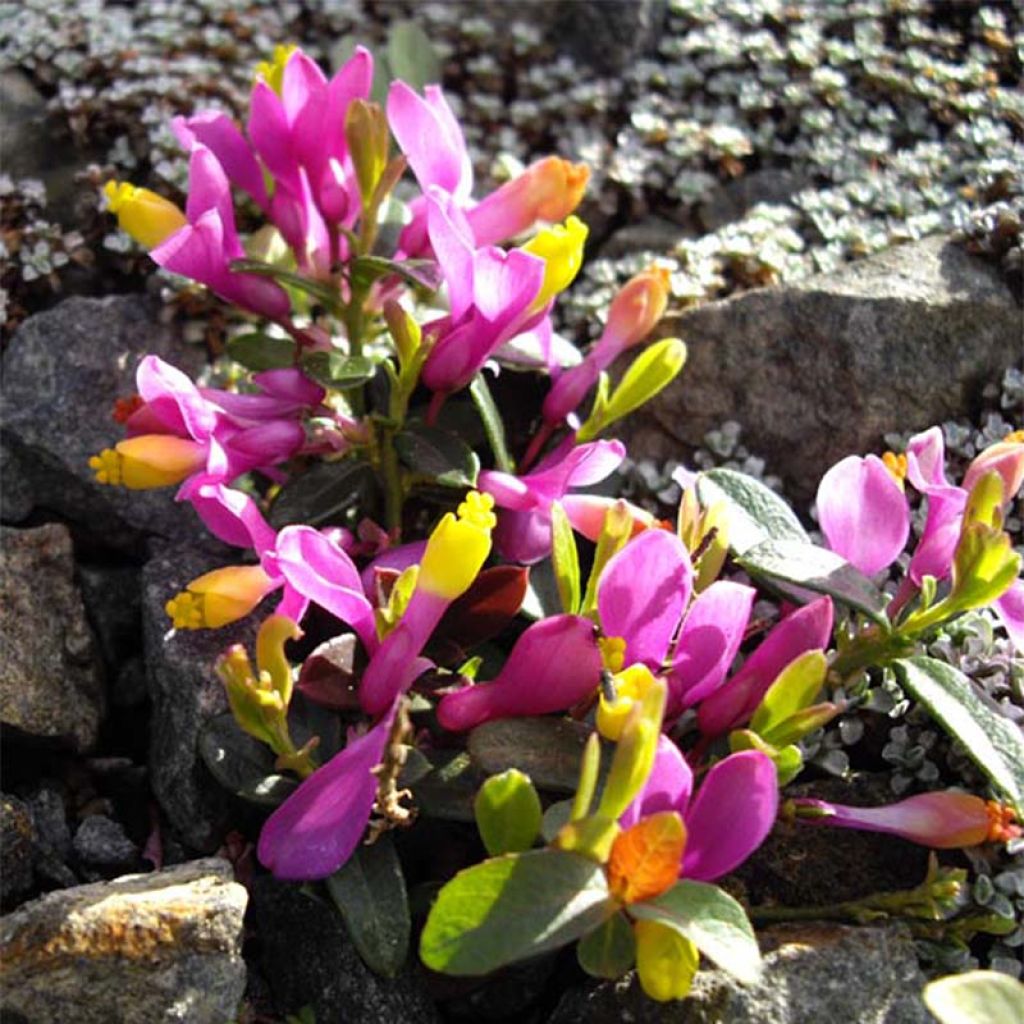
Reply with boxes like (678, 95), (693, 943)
(326, 833), (410, 978)
(894, 657), (1024, 816)
(419, 848), (614, 975)
(750, 650), (828, 738)
(630, 879), (762, 985)
(551, 501), (581, 615)
(474, 769), (543, 856)
(924, 970), (1024, 1024)
(269, 460), (377, 528)
(469, 373), (514, 473)
(230, 258), (342, 310)
(198, 714), (296, 806)
(227, 332), (297, 371)
(386, 19), (441, 90)
(738, 539), (888, 624)
(697, 468), (810, 556)
(395, 423), (480, 488)
(410, 750), (480, 822)
(577, 912), (636, 979)
(301, 351), (377, 390)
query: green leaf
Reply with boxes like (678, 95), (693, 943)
(474, 769), (543, 856)
(541, 799), (575, 842)
(923, 970), (1024, 1024)
(394, 423), (479, 488)
(419, 849), (614, 975)
(630, 879), (762, 984)
(301, 351), (378, 390)
(350, 255), (443, 293)
(226, 332), (297, 371)
(268, 460), (377, 528)
(198, 714), (297, 806)
(696, 468), (810, 556)
(469, 373), (514, 473)
(738, 539), (889, 624)
(325, 833), (410, 977)
(550, 502), (581, 615)
(520, 557), (563, 621)
(230, 258), (342, 310)
(386, 20), (441, 91)
(894, 657), (1024, 816)
(750, 650), (828, 737)
(410, 750), (480, 822)
(577, 912), (636, 979)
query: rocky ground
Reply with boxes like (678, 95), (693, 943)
(0, 2), (1021, 1022)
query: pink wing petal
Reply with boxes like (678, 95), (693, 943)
(681, 750), (778, 881)
(136, 355), (218, 441)
(907, 485), (967, 585)
(598, 529), (692, 670)
(436, 614), (602, 731)
(816, 454), (909, 575)
(174, 111), (269, 212)
(993, 579), (1024, 651)
(620, 735), (693, 830)
(387, 81), (467, 197)
(257, 700), (398, 880)
(906, 426), (949, 493)
(177, 476), (277, 553)
(668, 580), (756, 715)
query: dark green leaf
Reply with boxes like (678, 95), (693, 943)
(269, 459), (377, 528)
(469, 374), (514, 473)
(198, 714), (297, 806)
(577, 912), (636, 979)
(301, 351), (378, 390)
(419, 849), (614, 975)
(738, 539), (889, 624)
(520, 558), (563, 621)
(351, 255), (442, 292)
(468, 717), (594, 794)
(474, 769), (543, 856)
(325, 834), (410, 977)
(394, 423), (479, 488)
(550, 502), (581, 615)
(697, 468), (810, 555)
(410, 750), (480, 822)
(630, 879), (762, 984)
(386, 20), (441, 91)
(226, 332), (297, 371)
(894, 657), (1024, 816)
(230, 258), (342, 310)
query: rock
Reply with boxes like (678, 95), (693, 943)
(697, 170), (809, 232)
(248, 875), (441, 1024)
(78, 564), (143, 673)
(0, 858), (247, 1024)
(548, 922), (931, 1024)
(0, 524), (104, 751)
(1, 796), (37, 908)
(0, 440), (33, 524)
(1, 296), (207, 555)
(73, 815), (138, 871)
(544, 1), (667, 75)
(623, 235), (1023, 501)
(141, 544), (259, 852)
(599, 218), (689, 259)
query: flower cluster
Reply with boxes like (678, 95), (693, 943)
(97, 42), (1023, 1004)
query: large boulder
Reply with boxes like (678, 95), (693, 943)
(548, 922), (931, 1024)
(1, 295), (207, 554)
(0, 858), (247, 1024)
(0, 524), (104, 751)
(623, 235), (1023, 500)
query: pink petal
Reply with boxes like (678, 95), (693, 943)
(248, 81), (300, 191)
(667, 581), (756, 715)
(528, 438), (626, 499)
(816, 454), (909, 575)
(492, 507), (554, 565)
(425, 189), (475, 321)
(477, 470), (536, 511)
(257, 701), (399, 880)
(542, 360), (601, 425)
(906, 426), (949, 494)
(598, 529), (692, 670)
(224, 420), (305, 469)
(281, 49), (326, 125)
(681, 750), (778, 881)
(359, 540), (428, 597)
(174, 111), (269, 212)
(184, 145), (236, 230)
(471, 246), (544, 324)
(908, 485), (966, 585)
(387, 81), (469, 198)
(436, 614), (602, 731)
(177, 476), (277, 553)
(993, 579), (1024, 651)
(697, 597), (834, 736)
(620, 735), (693, 830)
(560, 495), (654, 543)
(136, 355), (218, 440)
(253, 368), (325, 408)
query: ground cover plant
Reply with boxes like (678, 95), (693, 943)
(93, 38), (1024, 1014)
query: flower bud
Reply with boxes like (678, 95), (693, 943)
(103, 181), (187, 249)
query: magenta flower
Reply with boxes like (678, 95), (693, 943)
(816, 454), (910, 576)
(150, 146), (291, 320)
(696, 597), (834, 737)
(436, 614), (603, 731)
(477, 437), (627, 563)
(789, 790), (1021, 849)
(623, 737), (779, 880)
(257, 698), (399, 880)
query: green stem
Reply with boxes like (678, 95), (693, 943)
(828, 626), (915, 685)
(379, 427), (404, 535)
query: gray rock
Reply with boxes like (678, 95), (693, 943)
(548, 922), (932, 1024)
(698, 170), (809, 232)
(248, 875), (441, 1024)
(543, 1), (667, 75)
(141, 544), (259, 851)
(73, 815), (138, 870)
(0, 440), (34, 524)
(78, 564), (143, 672)
(1, 296), (207, 555)
(623, 235), (1024, 501)
(0, 524), (104, 751)
(25, 786), (71, 862)
(1, 796), (37, 908)
(0, 858), (247, 1024)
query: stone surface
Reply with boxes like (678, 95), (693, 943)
(0, 858), (247, 1024)
(697, 170), (809, 232)
(248, 875), (441, 1024)
(548, 922), (932, 1024)
(78, 564), (144, 674)
(1, 295), (207, 554)
(542, 0), (667, 75)
(623, 235), (1023, 501)
(141, 544), (259, 852)
(0, 524), (104, 751)
(1, 796), (37, 908)
(73, 815), (139, 870)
